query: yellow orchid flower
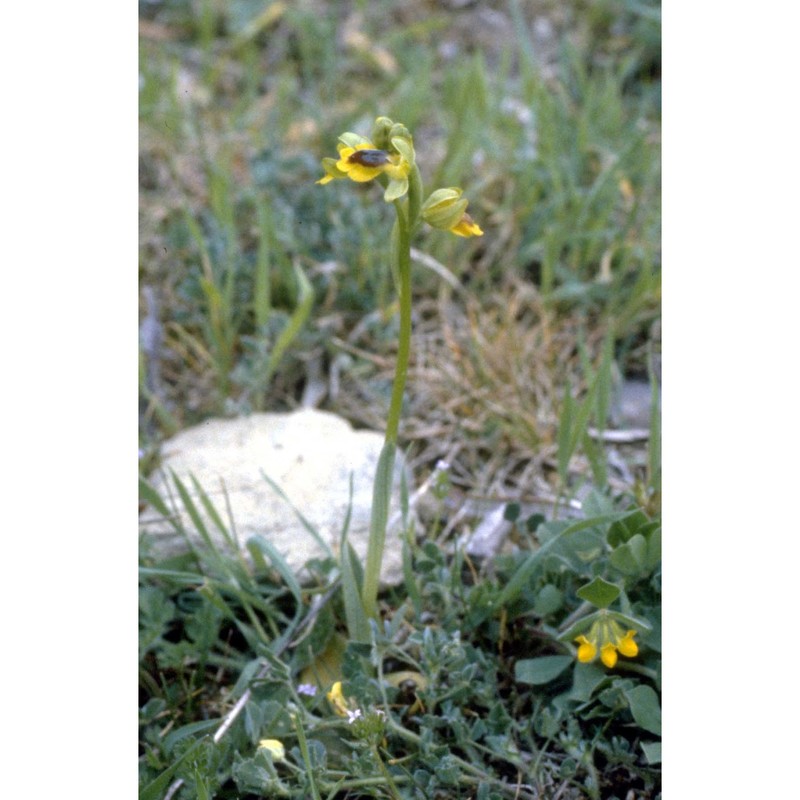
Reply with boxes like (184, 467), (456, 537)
(449, 211), (484, 237)
(421, 187), (483, 238)
(317, 137), (412, 201)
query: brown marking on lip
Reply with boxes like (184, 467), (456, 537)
(348, 149), (390, 167)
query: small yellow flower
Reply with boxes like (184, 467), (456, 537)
(317, 137), (411, 201)
(421, 187), (483, 238)
(449, 211), (484, 238)
(258, 738), (285, 761)
(327, 681), (351, 717)
(575, 635), (598, 663)
(575, 615), (639, 669)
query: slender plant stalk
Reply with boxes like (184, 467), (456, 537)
(293, 712), (324, 800)
(361, 167), (421, 625)
(385, 211), (413, 447)
(316, 129), (479, 634)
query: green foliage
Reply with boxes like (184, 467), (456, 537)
(577, 576), (621, 608)
(515, 655), (574, 686)
(141, 468), (661, 798)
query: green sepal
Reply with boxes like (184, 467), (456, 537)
(607, 610), (652, 633)
(421, 187), (467, 230)
(391, 135), (415, 167)
(560, 608), (651, 644)
(371, 116), (394, 149)
(389, 122), (412, 144)
(338, 131), (372, 148)
(384, 177), (409, 202)
(558, 610), (602, 642)
(319, 157), (347, 179)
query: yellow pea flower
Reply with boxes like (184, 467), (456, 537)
(326, 681), (351, 717)
(575, 615), (639, 669)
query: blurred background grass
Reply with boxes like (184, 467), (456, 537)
(139, 0), (660, 505)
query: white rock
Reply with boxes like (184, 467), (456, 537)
(139, 409), (411, 585)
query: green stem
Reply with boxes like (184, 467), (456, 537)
(384, 209), (412, 447)
(370, 743), (403, 800)
(386, 164), (422, 444)
(293, 712), (323, 800)
(360, 168), (422, 627)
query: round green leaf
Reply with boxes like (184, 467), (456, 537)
(515, 655), (573, 685)
(646, 525), (662, 570)
(610, 533), (649, 575)
(623, 684), (661, 735)
(533, 584), (564, 616)
(576, 577), (621, 608)
(609, 541), (641, 575)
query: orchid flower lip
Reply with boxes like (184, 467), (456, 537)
(316, 130), (412, 200)
(347, 148), (391, 167)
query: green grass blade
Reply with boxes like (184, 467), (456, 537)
(594, 330), (615, 431)
(254, 197), (273, 329)
(292, 712), (324, 800)
(557, 385), (575, 483)
(170, 471), (220, 555)
(164, 720), (221, 754)
(260, 471), (333, 559)
(510, 0), (537, 88)
(138, 736), (208, 800)
(339, 474), (369, 640)
(138, 567), (204, 585)
(648, 351), (661, 495)
(263, 260), (314, 387)
(582, 430), (607, 488)
(139, 476), (173, 522)
(402, 537), (422, 619)
(362, 441), (396, 621)
(341, 537), (369, 642)
(569, 382), (599, 459)
(190, 474), (240, 552)
(246, 536), (302, 604)
(340, 472), (354, 547)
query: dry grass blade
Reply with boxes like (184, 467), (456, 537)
(332, 277), (609, 505)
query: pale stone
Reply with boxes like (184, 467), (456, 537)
(139, 409), (411, 585)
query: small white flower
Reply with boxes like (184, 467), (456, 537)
(345, 708), (363, 724)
